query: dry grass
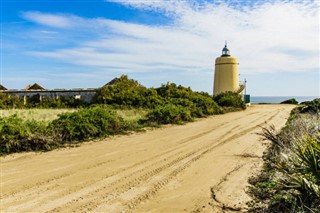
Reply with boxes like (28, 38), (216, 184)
(115, 108), (149, 121)
(0, 109), (76, 122)
(0, 108), (149, 123)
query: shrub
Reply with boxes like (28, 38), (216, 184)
(0, 93), (24, 109)
(280, 98), (298, 104)
(94, 78), (223, 118)
(156, 83), (192, 99)
(141, 88), (164, 109)
(300, 98), (320, 114)
(213, 91), (246, 109)
(50, 107), (125, 142)
(0, 107), (145, 154)
(28, 96), (88, 108)
(0, 115), (53, 154)
(190, 92), (222, 116)
(93, 75), (151, 107)
(146, 104), (193, 124)
(157, 83), (221, 117)
(1, 76), (248, 154)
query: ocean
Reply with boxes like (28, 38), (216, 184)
(250, 96), (319, 104)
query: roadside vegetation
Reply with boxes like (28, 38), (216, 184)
(0, 91), (88, 109)
(0, 108), (75, 122)
(280, 98), (299, 104)
(0, 75), (245, 155)
(248, 98), (320, 212)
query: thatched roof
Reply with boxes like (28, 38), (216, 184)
(0, 84), (7, 91)
(25, 83), (45, 90)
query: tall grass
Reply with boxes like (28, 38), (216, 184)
(115, 108), (149, 122)
(248, 112), (320, 212)
(0, 108), (148, 123)
(0, 109), (75, 122)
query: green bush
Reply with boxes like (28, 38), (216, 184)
(0, 115), (53, 154)
(94, 78), (223, 119)
(1, 76), (248, 154)
(0, 106), (144, 154)
(190, 92), (222, 116)
(280, 98), (298, 104)
(93, 75), (154, 108)
(27, 96), (88, 108)
(157, 83), (221, 117)
(141, 88), (164, 109)
(156, 83), (192, 99)
(300, 98), (320, 114)
(50, 107), (125, 142)
(0, 93), (24, 109)
(0, 92), (88, 109)
(146, 104), (193, 124)
(213, 91), (246, 109)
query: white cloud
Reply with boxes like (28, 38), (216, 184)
(22, 11), (73, 28)
(21, 0), (319, 93)
(22, 11), (119, 30)
(39, 30), (59, 35)
(106, 0), (190, 15)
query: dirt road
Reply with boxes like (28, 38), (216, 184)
(1, 104), (294, 213)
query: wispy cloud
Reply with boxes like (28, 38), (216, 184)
(22, 11), (119, 30)
(22, 11), (73, 28)
(16, 0), (319, 93)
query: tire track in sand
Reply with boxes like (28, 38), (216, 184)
(41, 110), (282, 213)
(1, 105), (293, 213)
(2, 110), (263, 208)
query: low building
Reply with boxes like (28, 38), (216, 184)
(0, 84), (8, 91)
(1, 83), (97, 104)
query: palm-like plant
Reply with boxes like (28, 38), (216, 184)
(287, 137), (320, 197)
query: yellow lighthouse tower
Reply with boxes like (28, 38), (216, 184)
(213, 44), (244, 95)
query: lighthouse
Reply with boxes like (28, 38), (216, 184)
(213, 44), (244, 95)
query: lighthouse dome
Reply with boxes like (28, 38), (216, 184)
(221, 45), (230, 57)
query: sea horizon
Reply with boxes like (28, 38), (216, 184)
(250, 96), (319, 104)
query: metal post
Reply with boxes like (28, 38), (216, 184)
(244, 78), (247, 96)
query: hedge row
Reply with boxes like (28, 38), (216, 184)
(94, 75), (241, 116)
(0, 107), (135, 154)
(1, 76), (246, 154)
(1, 75), (244, 115)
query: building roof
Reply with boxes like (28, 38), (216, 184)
(0, 84), (8, 91)
(24, 83), (45, 90)
(104, 77), (119, 86)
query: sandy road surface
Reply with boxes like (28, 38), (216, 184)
(1, 104), (294, 213)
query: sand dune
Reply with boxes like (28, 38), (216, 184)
(1, 104), (294, 212)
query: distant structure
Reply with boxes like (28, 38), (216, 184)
(0, 84), (7, 91)
(213, 43), (245, 95)
(24, 83), (45, 91)
(1, 83), (96, 104)
(0, 78), (127, 105)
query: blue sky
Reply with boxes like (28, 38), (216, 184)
(1, 0), (319, 96)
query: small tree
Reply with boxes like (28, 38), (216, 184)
(93, 75), (149, 107)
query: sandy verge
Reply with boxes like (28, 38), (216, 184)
(1, 104), (295, 213)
